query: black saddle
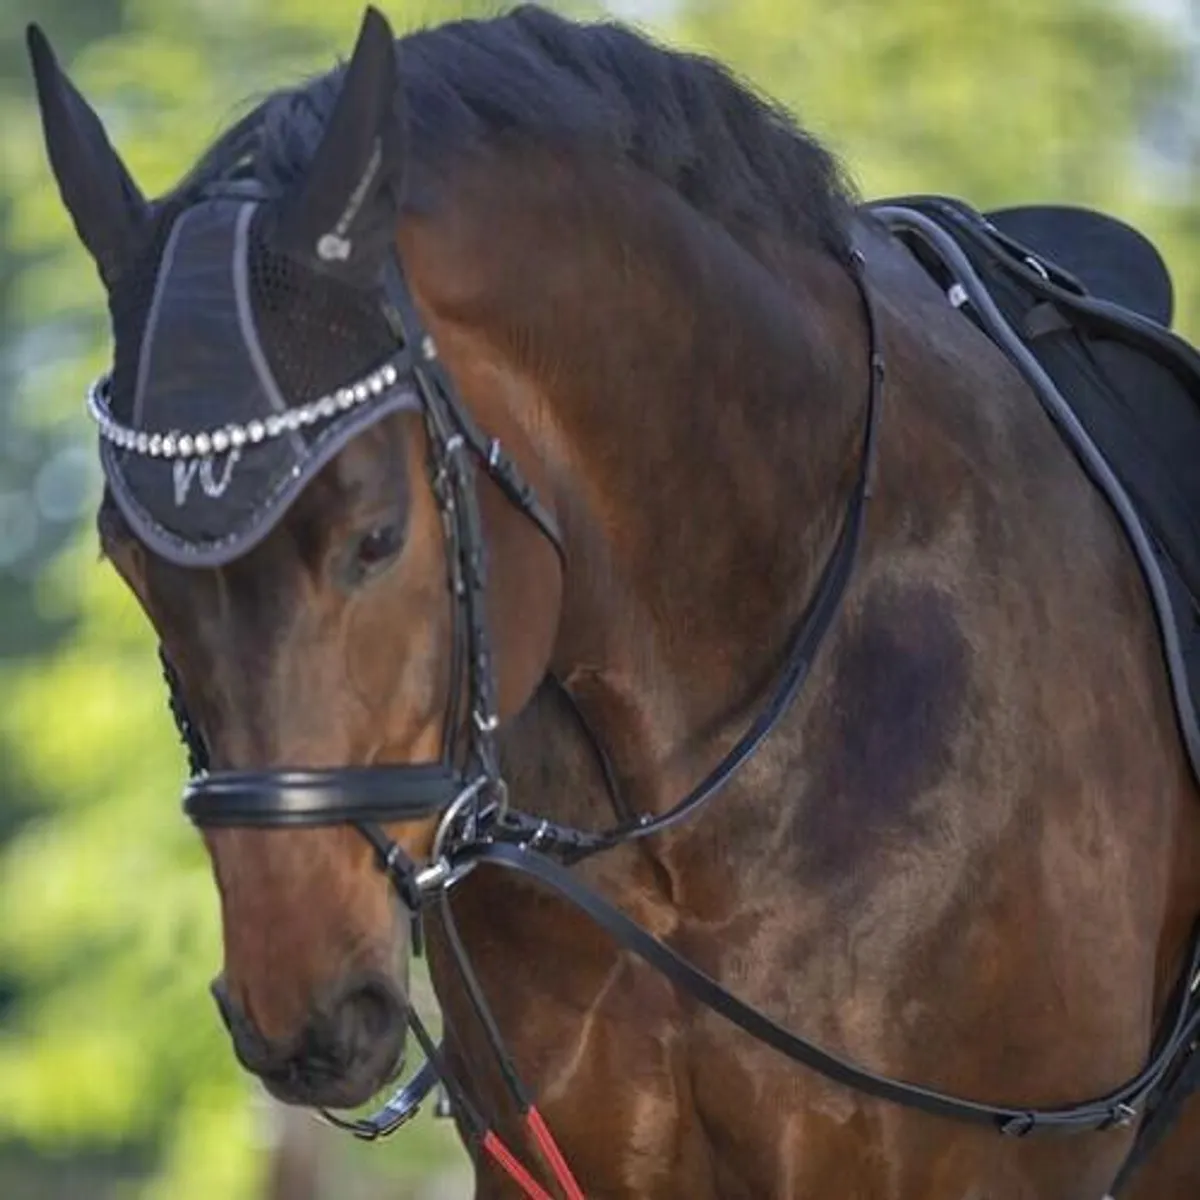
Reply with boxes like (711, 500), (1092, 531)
(984, 204), (1175, 328)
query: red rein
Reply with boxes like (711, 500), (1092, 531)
(480, 1105), (586, 1200)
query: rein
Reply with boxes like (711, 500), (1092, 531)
(170, 243), (1200, 1198)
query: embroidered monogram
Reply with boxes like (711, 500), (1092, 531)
(173, 448), (243, 507)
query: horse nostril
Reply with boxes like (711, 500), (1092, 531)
(209, 977), (282, 1077)
(207, 972), (407, 1108)
(332, 976), (407, 1067)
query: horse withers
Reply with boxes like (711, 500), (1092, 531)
(28, 5), (1200, 1197)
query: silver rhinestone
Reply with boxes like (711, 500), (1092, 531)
(149, 434), (163, 457)
(368, 372), (385, 395)
(353, 383), (369, 403)
(381, 364), (398, 385)
(212, 430), (229, 453)
(136, 433), (149, 454)
(316, 396), (337, 418)
(265, 415), (284, 436)
(282, 410), (302, 430)
(298, 406), (318, 426)
(162, 435), (177, 457)
(247, 420), (265, 443)
(336, 387), (355, 409)
(228, 426), (246, 448)
(178, 434), (195, 458)
(194, 433), (212, 456)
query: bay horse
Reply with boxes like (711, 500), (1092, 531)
(27, 4), (1200, 1197)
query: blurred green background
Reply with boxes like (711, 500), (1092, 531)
(0, 0), (1197, 1196)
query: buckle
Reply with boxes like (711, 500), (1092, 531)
(999, 1113), (1037, 1137)
(1101, 1103), (1138, 1130)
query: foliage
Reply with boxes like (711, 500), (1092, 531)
(1, 0), (1199, 1197)
(0, 4), (514, 1196)
(670, 0), (1200, 339)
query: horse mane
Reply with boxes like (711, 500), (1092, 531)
(175, 4), (858, 260)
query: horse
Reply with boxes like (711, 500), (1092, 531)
(27, 4), (1200, 1196)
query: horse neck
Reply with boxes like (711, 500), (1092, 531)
(486, 168), (872, 816)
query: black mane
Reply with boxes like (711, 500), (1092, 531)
(179, 4), (857, 258)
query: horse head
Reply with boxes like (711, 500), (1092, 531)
(28, 7), (566, 1110)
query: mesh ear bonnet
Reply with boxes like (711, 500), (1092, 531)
(93, 191), (419, 567)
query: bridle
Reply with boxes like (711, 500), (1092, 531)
(164, 241), (1200, 1198)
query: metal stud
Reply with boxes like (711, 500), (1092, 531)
(84, 354), (411, 461)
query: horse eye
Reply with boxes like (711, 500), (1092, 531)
(347, 523), (403, 583)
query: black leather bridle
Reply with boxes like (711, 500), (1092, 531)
(170, 241), (1200, 1191)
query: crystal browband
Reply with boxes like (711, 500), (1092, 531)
(87, 358), (404, 461)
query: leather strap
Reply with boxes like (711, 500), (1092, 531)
(493, 250), (884, 865)
(183, 763), (463, 826)
(455, 841), (1200, 1139)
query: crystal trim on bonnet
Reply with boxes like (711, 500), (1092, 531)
(86, 360), (402, 461)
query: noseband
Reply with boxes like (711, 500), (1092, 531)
(167, 244), (1200, 1196)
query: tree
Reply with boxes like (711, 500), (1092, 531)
(672, 0), (1200, 338)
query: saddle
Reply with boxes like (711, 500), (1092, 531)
(986, 203), (1174, 328)
(864, 194), (1200, 791)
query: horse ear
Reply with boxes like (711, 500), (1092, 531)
(275, 6), (407, 283)
(26, 24), (148, 289)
